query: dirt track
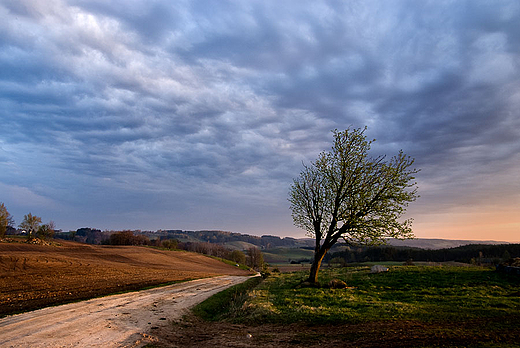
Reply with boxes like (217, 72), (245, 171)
(0, 275), (250, 347)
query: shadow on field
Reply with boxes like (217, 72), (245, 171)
(152, 314), (520, 348)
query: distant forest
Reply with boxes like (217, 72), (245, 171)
(53, 228), (520, 265)
(325, 244), (520, 265)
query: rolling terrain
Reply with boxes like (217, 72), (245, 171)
(0, 240), (251, 316)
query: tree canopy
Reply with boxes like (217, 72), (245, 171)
(289, 127), (419, 283)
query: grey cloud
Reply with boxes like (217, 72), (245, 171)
(1, 0), (519, 237)
(72, 0), (183, 43)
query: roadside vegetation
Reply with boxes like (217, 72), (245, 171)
(193, 276), (263, 321)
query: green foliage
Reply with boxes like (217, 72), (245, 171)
(289, 127), (419, 282)
(289, 127), (418, 243)
(161, 239), (178, 250)
(193, 276), (263, 321)
(230, 249), (246, 264)
(0, 203), (15, 238)
(239, 266), (520, 324)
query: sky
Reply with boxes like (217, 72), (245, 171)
(1, 0), (519, 242)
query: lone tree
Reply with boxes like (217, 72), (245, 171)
(0, 203), (15, 238)
(289, 127), (419, 284)
(19, 213), (42, 239)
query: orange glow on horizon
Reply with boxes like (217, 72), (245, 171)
(411, 205), (520, 243)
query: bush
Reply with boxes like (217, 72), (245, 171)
(161, 239), (178, 250)
(260, 265), (271, 279)
(108, 230), (150, 245)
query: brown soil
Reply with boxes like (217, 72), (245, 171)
(0, 240), (251, 316)
(154, 314), (520, 348)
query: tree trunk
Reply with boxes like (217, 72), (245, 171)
(308, 247), (329, 284)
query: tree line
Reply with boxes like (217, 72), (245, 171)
(326, 243), (520, 265)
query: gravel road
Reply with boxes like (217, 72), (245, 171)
(0, 275), (250, 348)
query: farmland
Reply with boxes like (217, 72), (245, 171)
(0, 239), (251, 316)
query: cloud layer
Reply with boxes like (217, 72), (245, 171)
(1, 0), (519, 240)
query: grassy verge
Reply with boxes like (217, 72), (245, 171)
(207, 255), (251, 271)
(192, 276), (263, 321)
(237, 265), (520, 325)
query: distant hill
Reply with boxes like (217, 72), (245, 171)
(143, 231), (511, 250)
(141, 230), (316, 250)
(386, 238), (510, 250)
(57, 228), (511, 251)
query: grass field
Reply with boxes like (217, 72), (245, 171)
(239, 266), (520, 324)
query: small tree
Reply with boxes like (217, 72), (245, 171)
(37, 221), (56, 240)
(19, 213), (42, 239)
(289, 127), (419, 284)
(230, 249), (246, 264)
(247, 247), (264, 269)
(0, 203), (15, 238)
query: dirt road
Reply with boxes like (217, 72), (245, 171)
(0, 275), (250, 348)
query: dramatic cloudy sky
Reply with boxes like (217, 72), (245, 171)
(1, 0), (519, 241)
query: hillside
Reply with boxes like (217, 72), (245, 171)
(0, 240), (251, 316)
(139, 230), (316, 249)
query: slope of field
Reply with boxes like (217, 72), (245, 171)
(0, 240), (251, 316)
(262, 247), (315, 263)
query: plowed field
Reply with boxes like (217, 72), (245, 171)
(0, 240), (251, 316)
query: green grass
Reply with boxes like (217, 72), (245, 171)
(192, 276), (263, 321)
(237, 266), (520, 324)
(262, 247), (314, 263)
(206, 255), (251, 271)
